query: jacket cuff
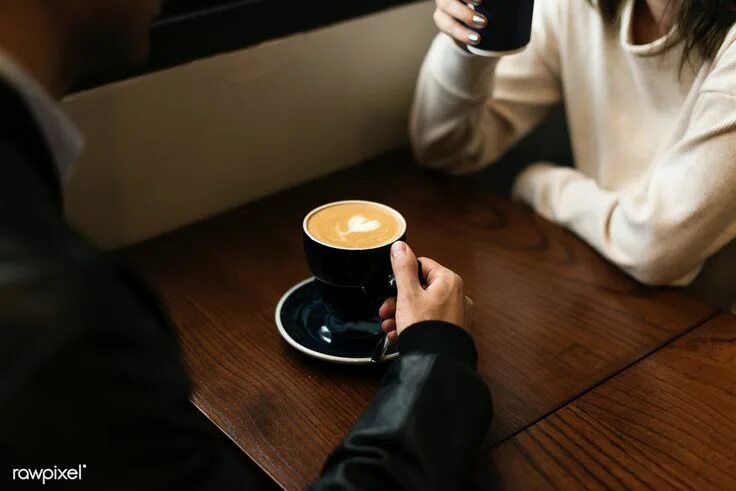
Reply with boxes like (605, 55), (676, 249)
(399, 321), (478, 370)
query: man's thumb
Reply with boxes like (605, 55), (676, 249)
(391, 241), (420, 297)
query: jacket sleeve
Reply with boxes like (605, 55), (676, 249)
(310, 321), (493, 491)
(0, 242), (272, 491)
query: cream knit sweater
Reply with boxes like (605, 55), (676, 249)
(410, 0), (736, 312)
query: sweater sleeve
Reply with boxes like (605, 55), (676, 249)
(409, 0), (563, 175)
(512, 88), (736, 286)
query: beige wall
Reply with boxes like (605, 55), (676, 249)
(62, 1), (435, 249)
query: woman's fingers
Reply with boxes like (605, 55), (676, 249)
(442, 0), (487, 28)
(433, 8), (482, 45)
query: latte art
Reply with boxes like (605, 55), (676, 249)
(307, 202), (404, 249)
(340, 215), (381, 237)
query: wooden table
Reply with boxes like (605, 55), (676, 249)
(489, 313), (736, 490)
(128, 149), (729, 490)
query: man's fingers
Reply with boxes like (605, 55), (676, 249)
(417, 256), (449, 286)
(463, 296), (474, 330)
(382, 318), (397, 334)
(464, 296), (474, 313)
(387, 330), (399, 344)
(391, 242), (421, 298)
(379, 297), (397, 320)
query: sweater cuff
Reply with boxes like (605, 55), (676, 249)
(427, 33), (499, 99)
(512, 162), (562, 220)
(399, 321), (478, 370)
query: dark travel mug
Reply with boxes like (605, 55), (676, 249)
(467, 0), (535, 56)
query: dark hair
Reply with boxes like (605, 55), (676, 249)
(596, 0), (736, 64)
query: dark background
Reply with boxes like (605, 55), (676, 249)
(80, 0), (421, 89)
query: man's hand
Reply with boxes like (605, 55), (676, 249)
(379, 241), (471, 343)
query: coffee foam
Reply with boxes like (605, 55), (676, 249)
(306, 202), (404, 249)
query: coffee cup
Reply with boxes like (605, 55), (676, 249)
(467, 0), (535, 56)
(303, 200), (407, 322)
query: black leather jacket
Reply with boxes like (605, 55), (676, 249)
(0, 82), (492, 490)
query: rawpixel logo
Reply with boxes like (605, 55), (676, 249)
(12, 465), (86, 485)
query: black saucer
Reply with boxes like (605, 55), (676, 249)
(275, 278), (399, 364)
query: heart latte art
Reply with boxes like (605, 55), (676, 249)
(307, 202), (404, 249)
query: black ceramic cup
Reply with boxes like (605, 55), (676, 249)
(467, 0), (535, 56)
(303, 200), (407, 322)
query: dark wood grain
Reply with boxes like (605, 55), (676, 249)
(127, 149), (715, 489)
(488, 313), (736, 490)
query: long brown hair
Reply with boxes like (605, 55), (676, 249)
(596, 0), (736, 64)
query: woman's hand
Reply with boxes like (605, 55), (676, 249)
(433, 0), (487, 47)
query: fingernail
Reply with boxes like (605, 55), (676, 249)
(468, 32), (481, 45)
(470, 0), (482, 6)
(391, 241), (407, 258)
(472, 14), (486, 27)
